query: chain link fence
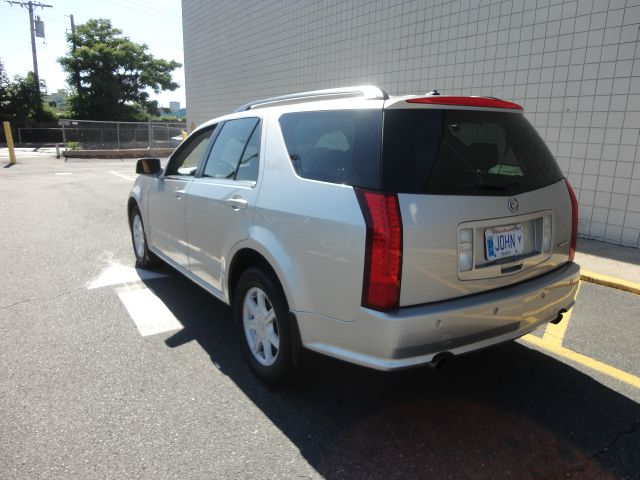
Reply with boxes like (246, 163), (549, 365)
(56, 119), (187, 152)
(15, 126), (63, 144)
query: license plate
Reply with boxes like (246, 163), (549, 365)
(485, 224), (524, 261)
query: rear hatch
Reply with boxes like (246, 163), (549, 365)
(382, 100), (574, 306)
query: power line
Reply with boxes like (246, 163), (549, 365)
(99, 0), (180, 25)
(5, 0), (50, 6)
(123, 0), (177, 17)
(0, 35), (32, 46)
(39, 14), (67, 25)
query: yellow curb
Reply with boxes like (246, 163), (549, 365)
(580, 270), (640, 296)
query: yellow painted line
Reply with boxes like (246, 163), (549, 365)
(525, 280), (640, 388)
(520, 334), (640, 389)
(580, 270), (640, 296)
(542, 283), (581, 347)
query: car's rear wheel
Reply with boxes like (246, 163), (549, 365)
(130, 206), (157, 268)
(234, 267), (293, 384)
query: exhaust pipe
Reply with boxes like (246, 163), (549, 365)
(428, 352), (454, 369)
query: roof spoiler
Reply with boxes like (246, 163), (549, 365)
(406, 96), (524, 110)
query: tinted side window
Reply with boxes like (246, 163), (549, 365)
(165, 127), (214, 176)
(382, 109), (563, 195)
(279, 110), (382, 188)
(203, 118), (260, 179)
(235, 125), (261, 182)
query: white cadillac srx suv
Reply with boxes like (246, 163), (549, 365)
(128, 86), (580, 383)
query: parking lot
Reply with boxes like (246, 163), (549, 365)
(1, 154), (639, 479)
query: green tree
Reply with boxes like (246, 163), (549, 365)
(0, 59), (55, 123)
(146, 99), (161, 117)
(58, 19), (181, 121)
(0, 60), (8, 106)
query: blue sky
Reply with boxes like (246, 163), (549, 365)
(0, 0), (185, 108)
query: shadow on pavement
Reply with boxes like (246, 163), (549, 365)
(577, 239), (640, 267)
(144, 268), (639, 480)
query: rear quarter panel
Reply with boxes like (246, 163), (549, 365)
(246, 113), (367, 321)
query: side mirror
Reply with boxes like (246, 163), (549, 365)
(136, 158), (162, 175)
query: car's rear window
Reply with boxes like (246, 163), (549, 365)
(278, 107), (562, 195)
(381, 109), (563, 195)
(279, 110), (382, 188)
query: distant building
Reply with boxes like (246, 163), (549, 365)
(169, 101), (180, 113)
(46, 89), (68, 112)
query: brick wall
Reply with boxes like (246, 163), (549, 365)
(182, 0), (640, 246)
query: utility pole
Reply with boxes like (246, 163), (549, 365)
(69, 14), (82, 99)
(28, 2), (38, 87)
(7, 1), (53, 107)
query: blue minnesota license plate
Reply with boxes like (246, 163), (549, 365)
(485, 224), (524, 261)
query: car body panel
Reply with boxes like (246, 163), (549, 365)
(146, 176), (192, 269)
(247, 114), (367, 320)
(398, 179), (573, 306)
(294, 261), (579, 370)
(149, 243), (229, 304)
(185, 179), (258, 292)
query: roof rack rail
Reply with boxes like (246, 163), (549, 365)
(234, 85), (389, 112)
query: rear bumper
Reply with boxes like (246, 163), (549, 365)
(294, 262), (580, 370)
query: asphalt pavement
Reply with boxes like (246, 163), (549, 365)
(1, 154), (639, 480)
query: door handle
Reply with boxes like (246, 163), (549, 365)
(227, 197), (248, 209)
(175, 189), (186, 199)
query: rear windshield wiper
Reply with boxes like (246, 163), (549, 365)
(472, 184), (510, 192)
(472, 181), (527, 192)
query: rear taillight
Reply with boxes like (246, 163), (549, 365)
(355, 189), (403, 311)
(565, 179), (578, 261)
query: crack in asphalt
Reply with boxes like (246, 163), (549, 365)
(544, 421), (640, 479)
(0, 299), (32, 311)
(590, 420), (640, 460)
(0, 286), (86, 311)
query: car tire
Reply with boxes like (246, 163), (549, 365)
(234, 267), (294, 384)
(130, 205), (157, 268)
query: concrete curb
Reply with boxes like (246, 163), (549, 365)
(580, 270), (640, 296)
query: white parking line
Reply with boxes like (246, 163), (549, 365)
(109, 170), (137, 182)
(87, 264), (168, 289)
(116, 285), (183, 336)
(88, 263), (180, 337)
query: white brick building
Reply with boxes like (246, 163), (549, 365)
(182, 0), (640, 247)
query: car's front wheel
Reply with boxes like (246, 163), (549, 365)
(130, 205), (157, 268)
(234, 267), (293, 384)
